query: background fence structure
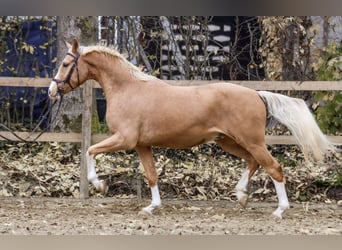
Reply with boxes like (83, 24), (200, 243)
(0, 77), (341, 198)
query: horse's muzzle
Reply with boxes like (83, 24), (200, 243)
(48, 81), (60, 100)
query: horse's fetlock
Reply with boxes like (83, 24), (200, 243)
(97, 180), (108, 194)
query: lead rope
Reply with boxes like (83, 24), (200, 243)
(0, 96), (63, 143)
(30, 95), (63, 142)
(0, 123), (29, 142)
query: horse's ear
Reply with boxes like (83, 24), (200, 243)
(71, 38), (79, 54)
(65, 40), (72, 49)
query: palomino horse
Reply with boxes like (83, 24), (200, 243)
(49, 38), (333, 219)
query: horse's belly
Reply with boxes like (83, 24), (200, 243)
(138, 128), (223, 149)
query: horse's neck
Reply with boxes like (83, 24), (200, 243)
(86, 52), (160, 97)
(93, 59), (137, 94)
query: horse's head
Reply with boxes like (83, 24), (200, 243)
(49, 38), (87, 99)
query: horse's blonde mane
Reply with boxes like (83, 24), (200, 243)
(80, 45), (155, 81)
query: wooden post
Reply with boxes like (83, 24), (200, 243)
(80, 80), (93, 198)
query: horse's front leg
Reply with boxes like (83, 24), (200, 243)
(86, 132), (136, 194)
(86, 151), (107, 194)
(135, 146), (161, 216)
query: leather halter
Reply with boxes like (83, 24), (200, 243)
(52, 52), (80, 95)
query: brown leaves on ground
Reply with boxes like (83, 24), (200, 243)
(0, 141), (341, 204)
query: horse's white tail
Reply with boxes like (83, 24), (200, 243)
(258, 91), (334, 161)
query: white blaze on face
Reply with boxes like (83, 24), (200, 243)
(48, 59), (65, 99)
(48, 80), (58, 99)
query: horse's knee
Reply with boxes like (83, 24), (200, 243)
(87, 146), (96, 157)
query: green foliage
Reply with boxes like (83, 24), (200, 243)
(337, 170), (342, 186)
(91, 109), (109, 134)
(314, 168), (342, 188)
(313, 43), (342, 134)
(316, 43), (342, 80)
(61, 114), (82, 132)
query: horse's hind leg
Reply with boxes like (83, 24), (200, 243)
(216, 137), (259, 208)
(246, 144), (290, 219)
(235, 160), (259, 208)
(135, 146), (161, 216)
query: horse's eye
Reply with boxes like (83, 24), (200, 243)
(63, 63), (69, 67)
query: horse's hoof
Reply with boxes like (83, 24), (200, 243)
(238, 196), (248, 208)
(236, 190), (248, 208)
(271, 206), (289, 219)
(271, 211), (283, 220)
(97, 181), (108, 195)
(138, 209), (152, 217)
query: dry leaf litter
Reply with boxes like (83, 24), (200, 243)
(0, 138), (341, 204)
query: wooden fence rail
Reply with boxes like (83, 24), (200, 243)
(1, 77), (341, 198)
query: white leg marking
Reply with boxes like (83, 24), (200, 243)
(141, 185), (161, 215)
(235, 169), (250, 206)
(151, 185), (161, 206)
(86, 151), (102, 190)
(271, 178), (290, 219)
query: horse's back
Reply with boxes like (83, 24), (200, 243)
(130, 81), (266, 148)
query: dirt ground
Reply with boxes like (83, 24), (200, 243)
(0, 197), (341, 235)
